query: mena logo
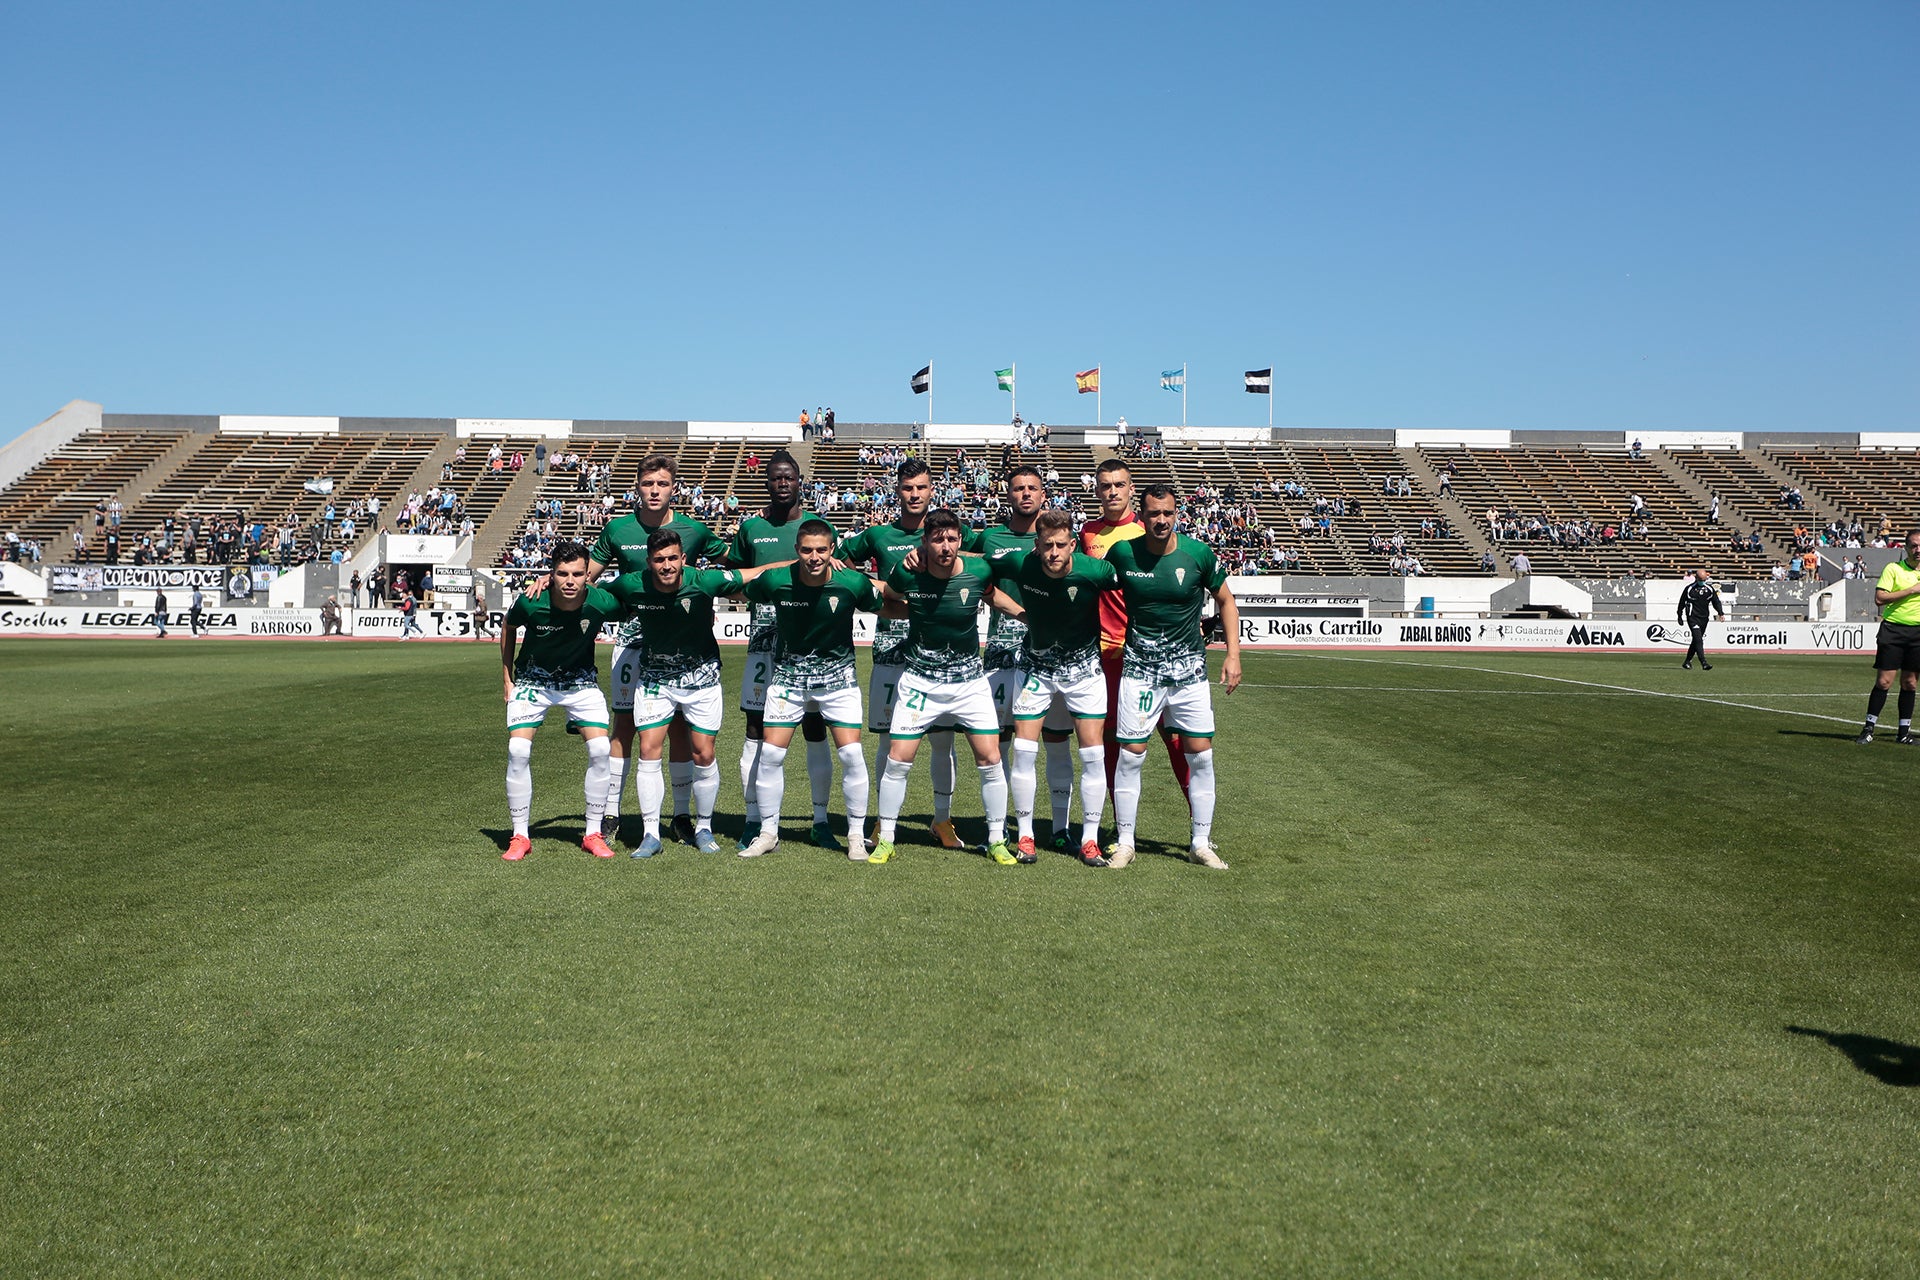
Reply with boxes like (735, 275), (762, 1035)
(1567, 625), (1625, 646)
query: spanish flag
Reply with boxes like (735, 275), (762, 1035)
(1075, 367), (1100, 394)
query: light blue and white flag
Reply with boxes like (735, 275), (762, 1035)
(1160, 369), (1185, 392)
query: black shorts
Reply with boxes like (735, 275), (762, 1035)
(1873, 621), (1920, 673)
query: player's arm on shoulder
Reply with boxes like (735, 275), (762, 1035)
(1214, 577), (1242, 694)
(988, 586), (1025, 621)
(731, 560), (787, 589)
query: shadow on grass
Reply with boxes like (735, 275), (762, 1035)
(1787, 1026), (1920, 1087)
(479, 816), (589, 851)
(1775, 729), (1867, 743)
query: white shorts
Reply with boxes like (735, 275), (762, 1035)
(610, 642), (643, 713)
(508, 681), (610, 733)
(1014, 667), (1106, 726)
(635, 680), (726, 736)
(738, 649), (774, 713)
(766, 682), (864, 729)
(987, 668), (1024, 730)
(1116, 675), (1215, 743)
(889, 670), (999, 739)
(867, 662), (904, 732)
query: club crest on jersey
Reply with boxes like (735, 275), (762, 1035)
(681, 598), (693, 612)
(1175, 567), (1187, 585)
(1067, 586), (1079, 601)
(578, 620), (591, 633)
(829, 598), (840, 613)
(960, 588), (972, 604)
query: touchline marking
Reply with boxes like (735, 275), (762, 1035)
(1238, 684), (1856, 698)
(1256, 654), (1861, 726)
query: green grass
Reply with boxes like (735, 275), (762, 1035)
(2, 639), (1917, 1276)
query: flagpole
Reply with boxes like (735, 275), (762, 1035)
(929, 358), (934, 428)
(1183, 362), (1188, 428)
(1269, 360), (1274, 430)
(1097, 365), (1102, 428)
(1011, 362), (1017, 426)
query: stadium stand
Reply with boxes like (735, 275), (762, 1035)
(0, 428), (193, 557)
(1767, 448), (1920, 543)
(1419, 443), (1776, 579)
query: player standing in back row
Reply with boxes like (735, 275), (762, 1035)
(1104, 485), (1243, 870)
(1854, 530), (1920, 746)
(727, 451), (834, 849)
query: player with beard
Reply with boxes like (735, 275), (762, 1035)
(835, 458), (965, 849)
(727, 450), (834, 849)
(1080, 459), (1192, 837)
(1103, 485), (1243, 870)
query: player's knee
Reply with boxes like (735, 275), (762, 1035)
(507, 737), (533, 765)
(836, 742), (866, 776)
(759, 743), (789, 770)
(584, 736), (611, 763)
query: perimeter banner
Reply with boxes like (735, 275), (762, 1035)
(49, 564), (228, 592)
(1236, 616), (1873, 654)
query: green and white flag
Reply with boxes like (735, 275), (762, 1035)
(995, 368), (1015, 392)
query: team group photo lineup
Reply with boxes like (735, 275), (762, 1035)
(500, 447), (1243, 870)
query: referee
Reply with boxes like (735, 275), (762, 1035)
(1855, 530), (1920, 746)
(1677, 567), (1724, 670)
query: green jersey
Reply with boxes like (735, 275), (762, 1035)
(988, 550), (1118, 682)
(605, 567), (743, 689)
(1104, 534), (1226, 686)
(728, 508), (825, 654)
(885, 554), (994, 683)
(743, 566), (882, 691)
(506, 585), (624, 691)
(591, 512), (718, 645)
(837, 518), (928, 667)
(965, 523), (1038, 672)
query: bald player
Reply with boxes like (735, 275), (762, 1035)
(1855, 530), (1920, 746)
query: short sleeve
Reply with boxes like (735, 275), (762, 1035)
(850, 572), (883, 613)
(506, 598), (529, 629)
(1877, 563), (1903, 592)
(698, 568), (744, 595)
(727, 524), (751, 565)
(835, 529), (866, 564)
(885, 563), (912, 594)
(589, 524), (615, 566)
(743, 571), (775, 604)
(1085, 555), (1120, 588)
(988, 549), (1025, 583)
(962, 528), (985, 553)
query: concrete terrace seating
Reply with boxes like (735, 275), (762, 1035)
(1766, 448), (1920, 536)
(1421, 444), (1770, 578)
(106, 432), (439, 561)
(0, 429), (188, 550)
(1663, 448), (1815, 552)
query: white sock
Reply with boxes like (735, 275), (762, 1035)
(806, 737), (832, 823)
(635, 757), (665, 839)
(1078, 745), (1106, 846)
(877, 756), (912, 842)
(506, 737), (533, 838)
(605, 751), (630, 822)
(837, 742), (869, 825)
(756, 743), (789, 837)
(929, 729), (955, 821)
(978, 761), (1008, 845)
(740, 737), (763, 827)
(1008, 738), (1039, 839)
(670, 760), (693, 818)
(692, 761), (720, 831)
(1114, 748), (1146, 846)
(1186, 749), (1216, 847)
(583, 736), (611, 831)
(1045, 737), (1074, 834)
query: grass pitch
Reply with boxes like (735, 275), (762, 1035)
(2, 639), (1917, 1276)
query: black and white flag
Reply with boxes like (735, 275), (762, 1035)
(1244, 368), (1272, 394)
(910, 365), (931, 395)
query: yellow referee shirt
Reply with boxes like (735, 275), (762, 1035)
(1876, 558), (1920, 625)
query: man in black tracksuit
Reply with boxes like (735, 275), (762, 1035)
(1678, 568), (1725, 670)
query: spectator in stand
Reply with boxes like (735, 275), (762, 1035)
(535, 442), (547, 475)
(1630, 437), (1645, 460)
(1511, 551), (1532, 576)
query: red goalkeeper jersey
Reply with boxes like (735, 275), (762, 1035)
(1080, 513), (1146, 652)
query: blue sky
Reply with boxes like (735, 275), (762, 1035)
(2, 1), (1914, 444)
